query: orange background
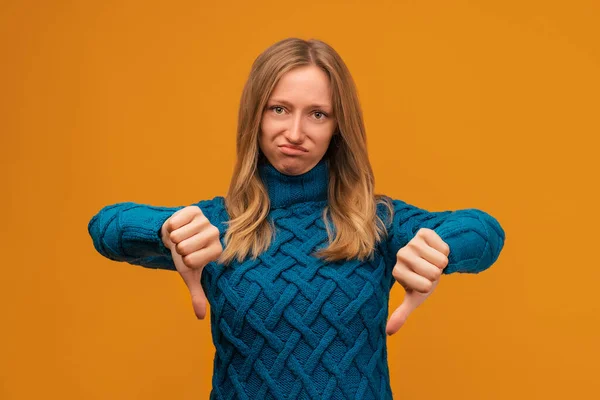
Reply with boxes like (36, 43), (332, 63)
(2, 0), (599, 398)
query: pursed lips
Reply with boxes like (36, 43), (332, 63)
(280, 144), (308, 152)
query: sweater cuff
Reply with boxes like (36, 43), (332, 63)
(120, 206), (180, 258)
(433, 209), (503, 275)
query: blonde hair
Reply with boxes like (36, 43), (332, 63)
(218, 37), (394, 266)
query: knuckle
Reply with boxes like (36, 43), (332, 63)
(176, 242), (187, 255)
(396, 247), (409, 261)
(417, 227), (430, 236)
(196, 216), (210, 229)
(406, 240), (420, 251)
(210, 246), (222, 261)
(391, 264), (405, 280)
(184, 253), (201, 269)
(187, 250), (211, 269)
(421, 280), (433, 293)
(391, 264), (399, 277)
(192, 207), (205, 218)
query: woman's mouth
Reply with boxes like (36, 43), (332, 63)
(279, 145), (307, 155)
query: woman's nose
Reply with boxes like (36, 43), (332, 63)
(284, 114), (304, 143)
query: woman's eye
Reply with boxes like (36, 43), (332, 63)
(269, 106), (327, 120)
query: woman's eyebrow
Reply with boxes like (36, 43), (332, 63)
(269, 98), (332, 110)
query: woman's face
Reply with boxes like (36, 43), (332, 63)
(259, 65), (338, 176)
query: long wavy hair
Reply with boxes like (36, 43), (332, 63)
(217, 37), (394, 266)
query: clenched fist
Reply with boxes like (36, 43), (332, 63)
(386, 228), (450, 336)
(161, 205), (223, 320)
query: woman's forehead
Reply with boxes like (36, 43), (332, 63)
(269, 70), (332, 110)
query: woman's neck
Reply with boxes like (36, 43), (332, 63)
(257, 156), (329, 209)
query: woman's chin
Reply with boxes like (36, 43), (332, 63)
(275, 159), (309, 176)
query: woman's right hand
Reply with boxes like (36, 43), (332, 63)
(161, 206), (223, 320)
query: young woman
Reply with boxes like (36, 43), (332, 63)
(88, 37), (505, 399)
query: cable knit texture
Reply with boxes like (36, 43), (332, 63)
(88, 156), (506, 399)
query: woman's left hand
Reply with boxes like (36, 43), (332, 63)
(386, 228), (450, 336)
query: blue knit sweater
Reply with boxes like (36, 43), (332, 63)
(88, 156), (505, 399)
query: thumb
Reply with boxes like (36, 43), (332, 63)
(387, 279), (441, 336)
(187, 273), (207, 320)
(170, 246), (208, 320)
(386, 293), (417, 335)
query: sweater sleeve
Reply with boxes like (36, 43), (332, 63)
(87, 197), (224, 271)
(382, 197), (506, 280)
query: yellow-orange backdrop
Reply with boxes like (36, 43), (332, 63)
(1, 0), (599, 399)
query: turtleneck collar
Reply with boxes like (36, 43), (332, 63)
(258, 156), (329, 209)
